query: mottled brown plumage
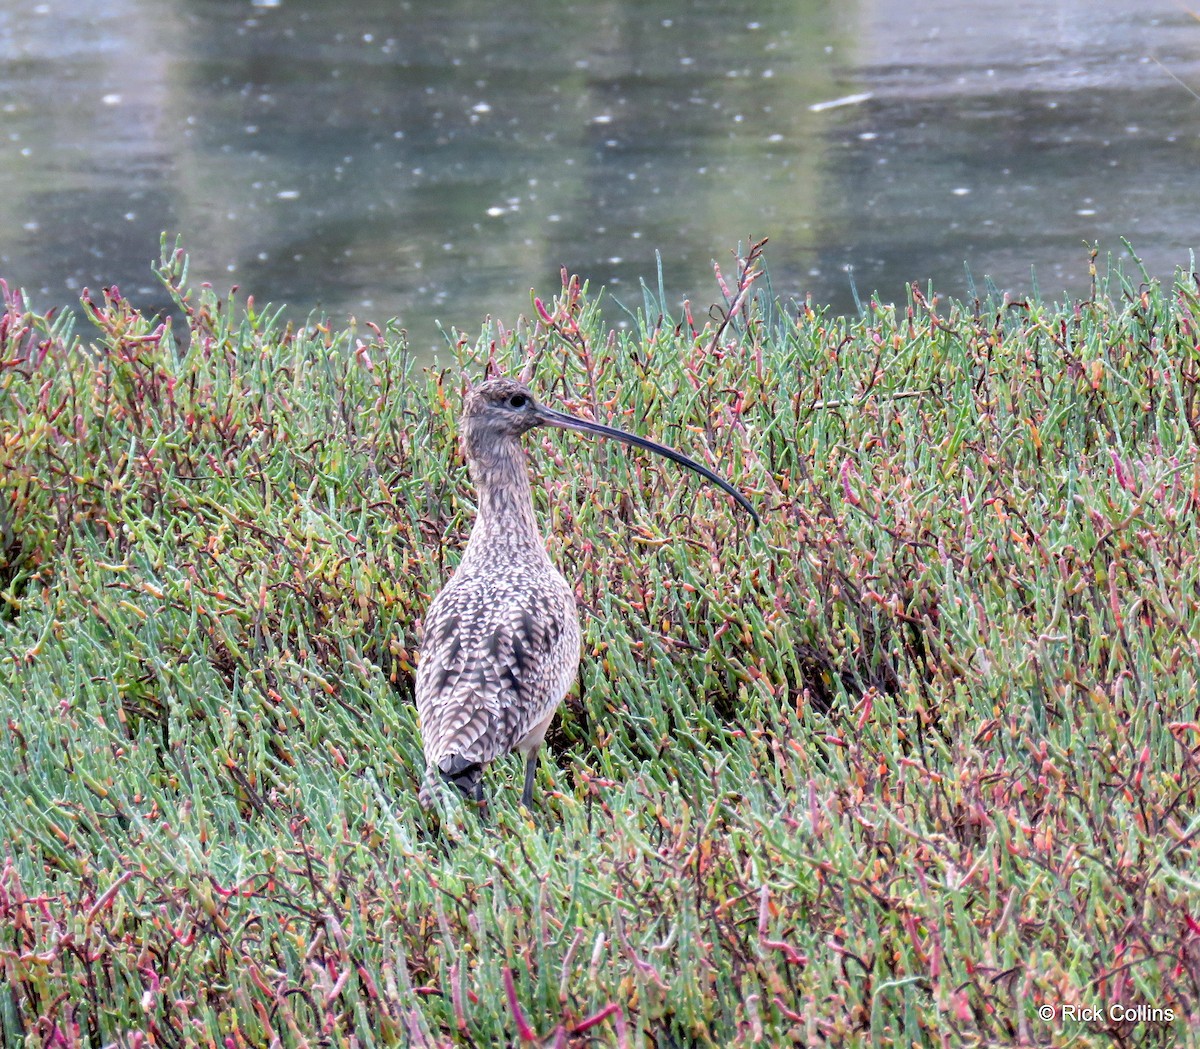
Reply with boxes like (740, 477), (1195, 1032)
(416, 377), (757, 811)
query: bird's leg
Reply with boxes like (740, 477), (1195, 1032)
(521, 750), (539, 810)
(466, 777), (490, 824)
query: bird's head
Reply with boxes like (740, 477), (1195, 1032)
(459, 376), (759, 526)
(459, 378), (545, 464)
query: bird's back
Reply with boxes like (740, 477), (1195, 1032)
(416, 554), (581, 770)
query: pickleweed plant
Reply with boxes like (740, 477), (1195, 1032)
(0, 240), (1197, 1046)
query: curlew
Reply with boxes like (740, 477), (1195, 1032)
(416, 377), (758, 812)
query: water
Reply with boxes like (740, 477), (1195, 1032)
(2, 0), (1198, 352)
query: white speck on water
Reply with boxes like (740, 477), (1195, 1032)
(591, 113), (613, 125)
(124, 212), (136, 221)
(952, 187), (970, 196)
(257, 252), (269, 261)
(747, 21), (761, 29)
(859, 131), (878, 141)
(244, 125), (258, 134)
(20, 147), (31, 156)
(486, 206), (506, 217)
(631, 230), (642, 238)
(472, 102), (492, 114)
(102, 94), (122, 106)
(33, 4), (50, 13)
(442, 242), (453, 250)
(808, 92), (872, 113)
(363, 33), (373, 43)
(762, 69), (774, 78)
(607, 257), (623, 265)
(226, 264), (237, 273)
(277, 189), (300, 200)
(1046, 100), (1059, 109)
(1076, 209), (1096, 216)
(252, 0), (281, 7)
(768, 133), (784, 143)
(1125, 125), (1140, 134)
(680, 57), (694, 66)
(23, 221), (39, 232)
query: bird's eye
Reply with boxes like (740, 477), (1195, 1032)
(508, 393), (528, 409)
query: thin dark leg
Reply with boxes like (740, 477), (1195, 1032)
(473, 780), (489, 823)
(521, 750), (538, 809)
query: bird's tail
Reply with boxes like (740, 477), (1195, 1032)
(418, 755), (484, 808)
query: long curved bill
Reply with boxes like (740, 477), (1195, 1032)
(536, 405), (760, 527)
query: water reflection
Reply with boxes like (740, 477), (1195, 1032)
(816, 0), (1200, 307)
(1, 0), (1198, 352)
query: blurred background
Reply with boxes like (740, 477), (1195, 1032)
(2, 0), (1198, 351)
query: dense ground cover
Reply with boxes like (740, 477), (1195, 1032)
(1, 241), (1199, 1047)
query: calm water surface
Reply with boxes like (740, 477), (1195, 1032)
(2, 0), (1199, 351)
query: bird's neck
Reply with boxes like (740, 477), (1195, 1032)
(462, 439), (545, 560)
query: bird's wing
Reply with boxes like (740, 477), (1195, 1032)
(415, 574), (579, 767)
